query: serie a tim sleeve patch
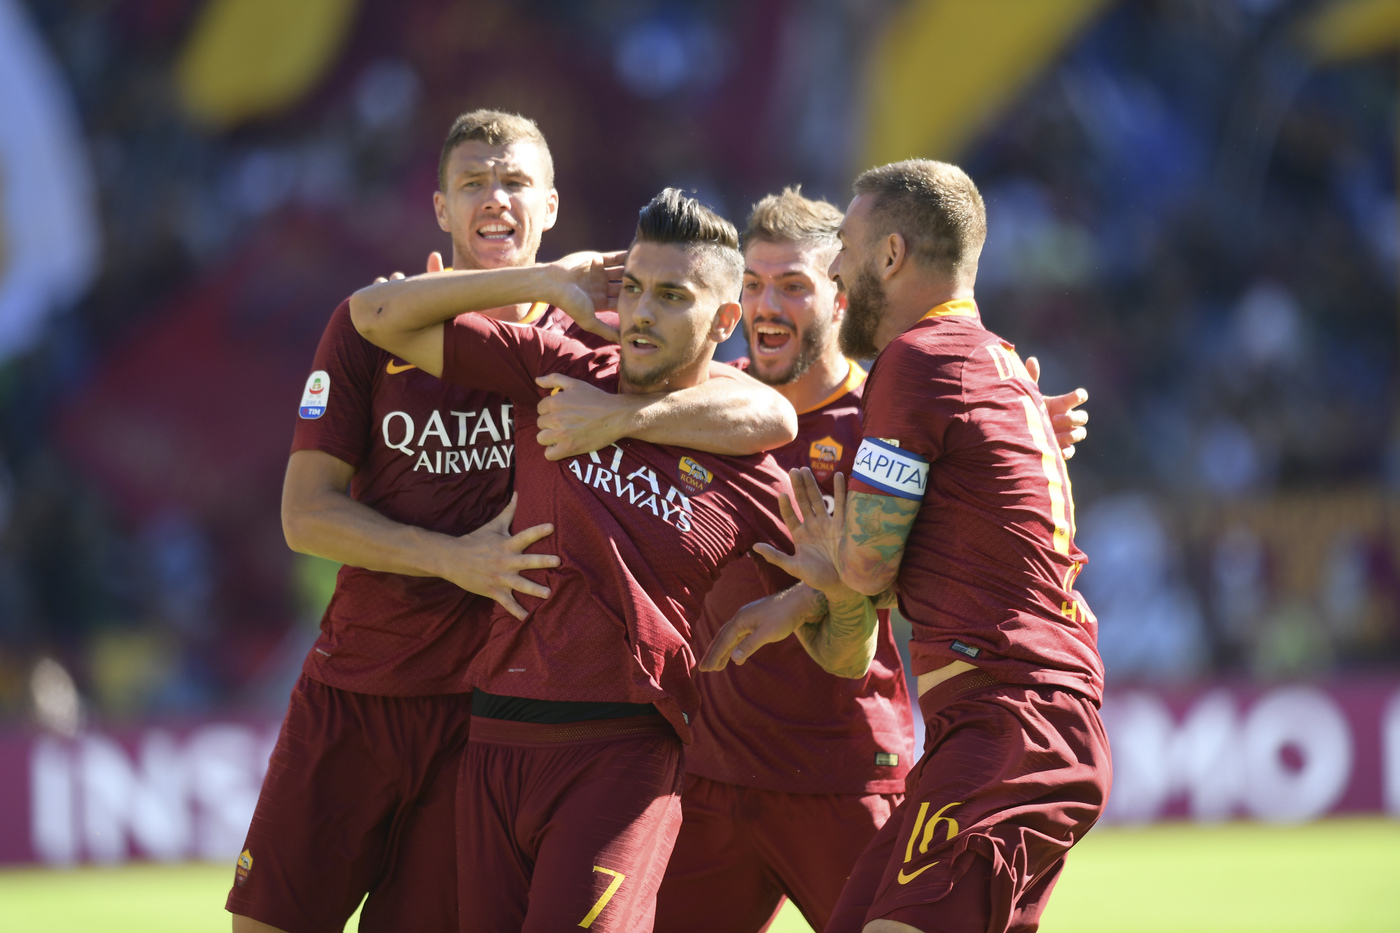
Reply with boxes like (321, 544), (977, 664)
(299, 370), (330, 419)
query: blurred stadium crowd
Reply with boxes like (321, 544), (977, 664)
(0, 0), (1397, 727)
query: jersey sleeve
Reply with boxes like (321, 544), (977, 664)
(291, 300), (376, 469)
(848, 334), (966, 500)
(441, 313), (594, 403)
(561, 310), (622, 352)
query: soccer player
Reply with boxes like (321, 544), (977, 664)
(349, 189), (817, 933)
(527, 187), (1091, 933)
(227, 114), (795, 933)
(709, 161), (1109, 933)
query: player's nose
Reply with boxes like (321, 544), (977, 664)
(760, 284), (783, 314)
(633, 298), (658, 327)
(483, 182), (511, 209)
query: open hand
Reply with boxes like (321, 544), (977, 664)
(435, 493), (560, 620)
(1025, 356), (1089, 459)
(752, 468), (845, 594)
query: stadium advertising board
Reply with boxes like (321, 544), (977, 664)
(0, 681), (1397, 866)
(0, 719), (279, 866)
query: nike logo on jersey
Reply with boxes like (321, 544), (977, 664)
(386, 360), (417, 374)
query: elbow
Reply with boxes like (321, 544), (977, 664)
(348, 287), (387, 345)
(773, 402), (799, 446)
(753, 399), (798, 451)
(281, 500), (317, 556)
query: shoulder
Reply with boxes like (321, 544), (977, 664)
(326, 298), (376, 345)
(319, 298), (385, 368)
(868, 325), (967, 394)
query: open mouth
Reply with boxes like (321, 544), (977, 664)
(754, 323), (794, 355)
(626, 332), (661, 353)
(476, 221), (517, 242)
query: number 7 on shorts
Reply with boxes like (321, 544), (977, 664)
(578, 866), (625, 928)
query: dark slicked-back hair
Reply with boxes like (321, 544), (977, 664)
(633, 188), (744, 301)
(852, 159), (986, 277)
(438, 109), (554, 189)
(743, 186), (843, 253)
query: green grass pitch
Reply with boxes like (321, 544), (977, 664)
(1, 819), (1396, 932)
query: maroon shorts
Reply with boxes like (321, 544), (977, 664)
(827, 671), (1111, 933)
(457, 716), (684, 933)
(654, 774), (898, 933)
(225, 675), (471, 933)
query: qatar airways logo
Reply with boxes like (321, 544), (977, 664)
(566, 444), (695, 532)
(380, 404), (515, 474)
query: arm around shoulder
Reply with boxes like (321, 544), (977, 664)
(634, 364), (797, 454)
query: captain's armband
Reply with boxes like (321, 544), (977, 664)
(851, 438), (929, 501)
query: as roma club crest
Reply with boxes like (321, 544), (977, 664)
(677, 456), (713, 494)
(235, 849), (253, 886)
(809, 435), (843, 481)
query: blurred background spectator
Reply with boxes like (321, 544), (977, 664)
(1, 0), (1399, 727)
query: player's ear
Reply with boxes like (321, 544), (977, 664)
(831, 287), (848, 322)
(433, 190), (451, 234)
(711, 301), (742, 342)
(542, 188), (560, 232)
(882, 233), (907, 280)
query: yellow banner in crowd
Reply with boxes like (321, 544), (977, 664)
(861, 0), (1114, 166)
(177, 0), (360, 128)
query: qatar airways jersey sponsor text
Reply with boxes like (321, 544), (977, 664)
(564, 442), (696, 532)
(377, 403), (516, 475)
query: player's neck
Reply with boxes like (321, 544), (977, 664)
(882, 279), (975, 348)
(452, 247), (540, 323)
(777, 351), (851, 414)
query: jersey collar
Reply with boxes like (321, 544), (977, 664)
(919, 298), (978, 321)
(520, 302), (551, 325)
(798, 359), (868, 415)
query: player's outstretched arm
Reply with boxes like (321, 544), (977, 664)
(533, 365), (798, 460)
(698, 583), (824, 671)
(746, 469), (882, 678)
(349, 252), (625, 376)
(282, 451), (559, 620)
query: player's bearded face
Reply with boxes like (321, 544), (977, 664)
(839, 260), (887, 360)
(741, 241), (839, 386)
(435, 140), (558, 271)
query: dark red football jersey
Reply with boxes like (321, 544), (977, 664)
(848, 300), (1103, 704)
(686, 361), (915, 794)
(290, 301), (560, 696)
(440, 315), (798, 742)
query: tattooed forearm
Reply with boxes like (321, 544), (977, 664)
(839, 492), (920, 595)
(793, 587), (878, 679)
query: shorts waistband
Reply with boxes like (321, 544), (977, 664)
(917, 669), (1002, 721)
(469, 714), (677, 747)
